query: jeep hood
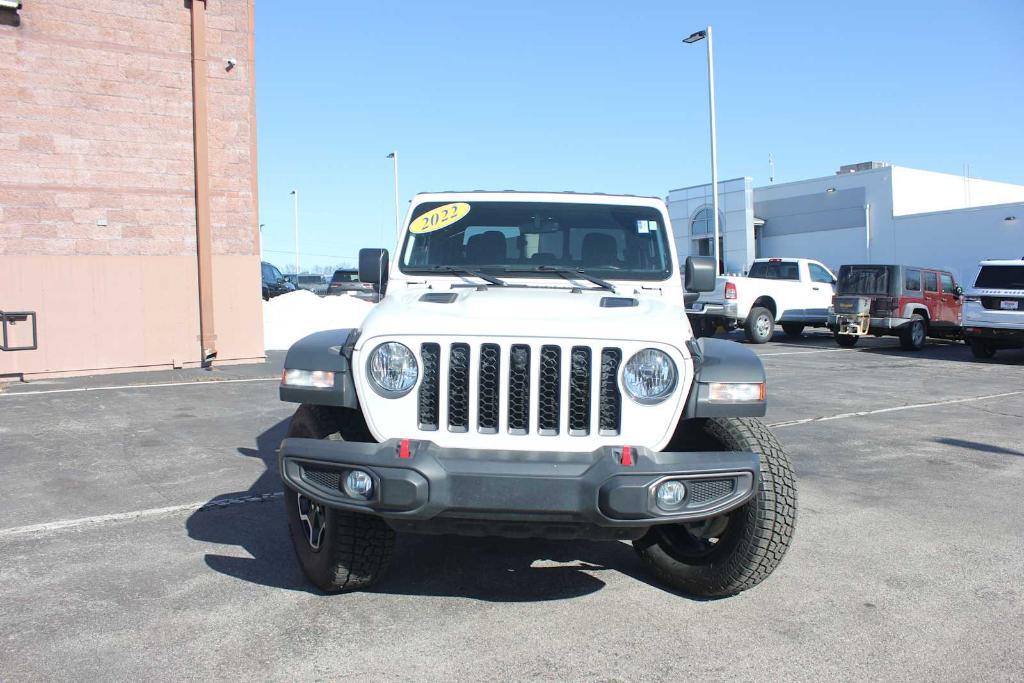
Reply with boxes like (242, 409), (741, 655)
(355, 286), (691, 347)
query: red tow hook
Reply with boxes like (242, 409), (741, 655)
(619, 446), (634, 466)
(398, 439), (412, 459)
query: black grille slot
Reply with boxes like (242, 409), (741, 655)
(599, 348), (622, 436)
(568, 346), (591, 436)
(537, 345), (561, 435)
(478, 343), (500, 434)
(507, 344), (531, 435)
(688, 479), (735, 504)
(418, 343), (440, 430)
(447, 343), (470, 432)
(302, 466), (341, 491)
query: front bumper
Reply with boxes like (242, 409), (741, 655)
(279, 438), (759, 537)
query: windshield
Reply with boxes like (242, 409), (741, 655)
(400, 200), (672, 281)
(837, 265), (896, 295)
(975, 265), (1024, 290)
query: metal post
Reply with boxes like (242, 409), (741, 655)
(706, 25), (721, 276)
(290, 189), (300, 273)
(388, 151), (400, 238)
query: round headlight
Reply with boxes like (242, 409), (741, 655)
(366, 342), (418, 397)
(622, 348), (677, 404)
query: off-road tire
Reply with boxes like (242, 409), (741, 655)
(899, 314), (927, 351)
(634, 418), (797, 598)
(744, 307), (775, 344)
(969, 339), (996, 359)
(834, 333), (858, 347)
(285, 404), (395, 592)
(781, 323), (805, 339)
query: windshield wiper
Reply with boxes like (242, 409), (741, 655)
(429, 266), (507, 287)
(504, 265), (616, 291)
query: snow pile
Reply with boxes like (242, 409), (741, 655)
(263, 290), (374, 350)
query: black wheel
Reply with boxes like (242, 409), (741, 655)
(781, 323), (805, 339)
(969, 339), (996, 359)
(634, 418), (797, 598)
(899, 314), (927, 351)
(744, 307), (775, 344)
(284, 404), (395, 592)
(834, 333), (858, 347)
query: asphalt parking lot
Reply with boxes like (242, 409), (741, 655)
(1, 332), (1022, 681)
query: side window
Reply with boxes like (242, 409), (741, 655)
(261, 264), (272, 280)
(904, 269), (921, 292)
(940, 273), (955, 293)
(924, 271), (938, 292)
(809, 264), (834, 284)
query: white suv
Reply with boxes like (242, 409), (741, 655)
(963, 259), (1024, 359)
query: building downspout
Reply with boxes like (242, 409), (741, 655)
(190, 0), (216, 362)
(864, 203), (871, 261)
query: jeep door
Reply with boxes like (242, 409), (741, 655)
(939, 272), (961, 328)
(922, 270), (941, 322)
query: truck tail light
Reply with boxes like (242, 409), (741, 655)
(724, 282), (737, 300)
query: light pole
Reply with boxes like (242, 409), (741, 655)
(289, 190), (300, 274)
(386, 151), (400, 239)
(684, 26), (721, 275)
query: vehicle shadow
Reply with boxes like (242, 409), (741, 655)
(934, 437), (1024, 458)
(185, 417), (687, 602)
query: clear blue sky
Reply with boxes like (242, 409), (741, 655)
(255, 0), (1024, 272)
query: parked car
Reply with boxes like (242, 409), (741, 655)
(962, 258), (1024, 359)
(686, 257), (837, 343)
(276, 191), (796, 598)
(327, 268), (374, 297)
(296, 274), (328, 295)
(829, 264), (962, 350)
(261, 261), (296, 300)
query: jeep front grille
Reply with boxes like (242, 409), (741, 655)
(417, 342), (623, 437)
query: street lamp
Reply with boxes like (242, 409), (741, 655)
(289, 190), (300, 274)
(684, 26), (721, 276)
(386, 151), (400, 239)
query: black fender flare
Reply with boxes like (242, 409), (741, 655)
(683, 337), (767, 418)
(278, 329), (360, 408)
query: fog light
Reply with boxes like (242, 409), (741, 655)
(344, 470), (374, 499)
(655, 480), (687, 510)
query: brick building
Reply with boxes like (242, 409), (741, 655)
(0, 0), (262, 379)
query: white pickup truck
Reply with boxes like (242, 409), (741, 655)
(686, 257), (837, 343)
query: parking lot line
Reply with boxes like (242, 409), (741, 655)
(0, 492), (283, 540)
(0, 376), (280, 398)
(768, 390), (1024, 428)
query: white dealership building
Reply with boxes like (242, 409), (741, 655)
(668, 162), (1024, 284)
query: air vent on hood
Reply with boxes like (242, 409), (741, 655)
(419, 292), (459, 304)
(599, 297), (638, 308)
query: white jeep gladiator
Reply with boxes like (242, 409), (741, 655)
(687, 257), (837, 343)
(277, 191), (796, 597)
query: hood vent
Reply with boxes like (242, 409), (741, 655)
(599, 296), (638, 308)
(419, 292), (459, 304)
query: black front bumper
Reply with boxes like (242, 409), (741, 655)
(279, 438), (759, 538)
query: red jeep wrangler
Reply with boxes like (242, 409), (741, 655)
(829, 264), (962, 350)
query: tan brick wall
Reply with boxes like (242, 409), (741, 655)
(0, 0), (262, 377)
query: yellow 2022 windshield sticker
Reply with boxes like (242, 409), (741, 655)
(409, 202), (471, 234)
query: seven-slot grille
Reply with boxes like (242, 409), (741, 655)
(417, 342), (623, 437)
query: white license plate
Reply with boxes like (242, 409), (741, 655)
(688, 304), (704, 313)
(1000, 300), (1019, 310)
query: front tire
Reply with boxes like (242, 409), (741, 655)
(969, 339), (997, 359)
(634, 418), (797, 598)
(744, 307), (775, 344)
(284, 405), (395, 592)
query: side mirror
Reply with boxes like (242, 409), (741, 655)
(684, 256), (717, 292)
(358, 248), (389, 295)
(954, 285), (964, 298)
